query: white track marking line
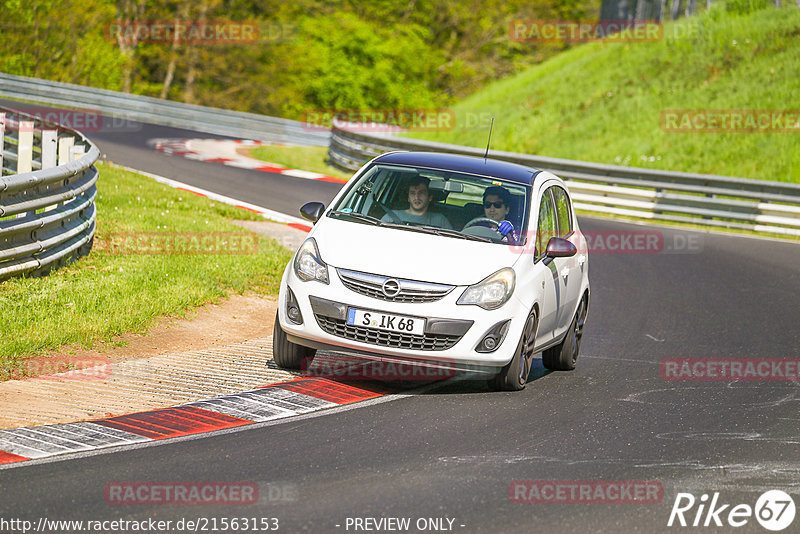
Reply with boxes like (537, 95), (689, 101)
(109, 163), (311, 229)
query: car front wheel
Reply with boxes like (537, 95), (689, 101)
(489, 309), (538, 391)
(272, 315), (316, 370)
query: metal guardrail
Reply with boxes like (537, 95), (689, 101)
(328, 122), (800, 237)
(0, 72), (329, 147)
(0, 107), (98, 280)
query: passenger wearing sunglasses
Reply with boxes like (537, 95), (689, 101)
(462, 186), (518, 243)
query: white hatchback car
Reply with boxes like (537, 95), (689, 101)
(274, 152), (589, 390)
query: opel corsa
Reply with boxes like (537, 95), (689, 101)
(274, 152), (589, 390)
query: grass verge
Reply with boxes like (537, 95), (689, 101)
(248, 145), (352, 181)
(0, 163), (293, 379)
(407, 5), (800, 182)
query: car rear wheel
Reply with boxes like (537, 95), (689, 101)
(489, 309), (537, 391)
(272, 315), (316, 369)
(542, 295), (587, 371)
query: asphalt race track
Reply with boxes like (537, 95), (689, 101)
(1, 115), (799, 533)
(0, 99), (343, 210)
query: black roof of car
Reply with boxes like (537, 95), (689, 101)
(373, 151), (542, 186)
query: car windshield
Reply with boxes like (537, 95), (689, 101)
(330, 163), (531, 244)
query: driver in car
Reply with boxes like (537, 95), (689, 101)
(464, 185), (517, 242)
(381, 176), (453, 229)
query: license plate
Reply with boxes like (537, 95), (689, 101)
(347, 308), (425, 336)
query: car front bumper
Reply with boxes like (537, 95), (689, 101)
(277, 263), (531, 369)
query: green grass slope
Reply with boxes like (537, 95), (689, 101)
(410, 6), (800, 181)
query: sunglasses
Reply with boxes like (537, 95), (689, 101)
(483, 201), (505, 209)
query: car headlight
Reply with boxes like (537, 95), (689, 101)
(457, 268), (515, 310)
(294, 238), (329, 284)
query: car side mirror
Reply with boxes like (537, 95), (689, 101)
(545, 237), (577, 258)
(300, 202), (325, 223)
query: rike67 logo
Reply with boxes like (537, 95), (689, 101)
(668, 490), (795, 531)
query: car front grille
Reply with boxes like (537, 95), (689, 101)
(314, 314), (462, 351)
(337, 268), (454, 303)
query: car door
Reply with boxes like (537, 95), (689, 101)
(552, 185), (584, 335)
(528, 187), (559, 346)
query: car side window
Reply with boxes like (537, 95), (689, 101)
(535, 188), (556, 261)
(552, 186), (572, 238)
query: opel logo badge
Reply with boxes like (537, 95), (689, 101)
(382, 279), (401, 297)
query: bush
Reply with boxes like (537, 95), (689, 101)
(725, 0), (771, 15)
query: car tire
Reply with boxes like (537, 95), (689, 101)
(489, 309), (538, 391)
(272, 315), (316, 370)
(542, 295), (587, 371)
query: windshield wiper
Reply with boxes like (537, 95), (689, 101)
(383, 222), (493, 242)
(329, 210), (385, 226)
(418, 225), (493, 243)
(330, 212), (437, 235)
(378, 223), (439, 235)
(330, 212), (493, 243)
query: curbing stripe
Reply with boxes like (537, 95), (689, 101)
(92, 406), (252, 440)
(186, 389), (337, 423)
(0, 437), (68, 459)
(31, 422), (151, 449)
(281, 169), (328, 179)
(255, 165), (289, 173)
(6, 428), (96, 452)
(150, 138), (347, 183)
(0, 377), (386, 466)
(271, 377), (386, 404)
(0, 450), (30, 464)
(287, 222), (313, 232)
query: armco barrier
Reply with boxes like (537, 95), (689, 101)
(0, 72), (329, 147)
(0, 107), (98, 280)
(328, 121), (800, 237)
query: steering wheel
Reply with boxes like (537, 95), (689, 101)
(463, 217), (516, 243)
(373, 199), (404, 224)
(463, 217), (500, 230)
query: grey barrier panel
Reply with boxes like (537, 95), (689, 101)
(328, 121), (800, 237)
(0, 72), (329, 147)
(0, 106), (99, 280)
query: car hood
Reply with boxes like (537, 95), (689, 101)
(311, 217), (525, 286)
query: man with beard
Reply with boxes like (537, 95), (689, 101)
(382, 176), (453, 229)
